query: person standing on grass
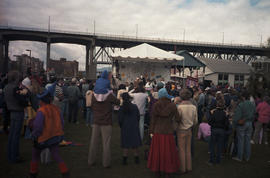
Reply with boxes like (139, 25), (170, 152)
(4, 71), (28, 163)
(118, 92), (142, 165)
(85, 81), (94, 126)
(148, 88), (181, 178)
(208, 99), (229, 165)
(129, 81), (148, 142)
(67, 78), (81, 124)
(88, 70), (120, 168)
(177, 88), (198, 174)
(232, 91), (256, 162)
(197, 116), (211, 153)
(29, 87), (69, 178)
(252, 95), (270, 145)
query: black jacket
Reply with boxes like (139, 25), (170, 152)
(209, 108), (229, 130)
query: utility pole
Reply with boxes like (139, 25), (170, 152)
(94, 20), (96, 35)
(48, 16), (51, 33)
(180, 28), (185, 41)
(222, 32), (224, 44)
(260, 34), (263, 47)
(183, 29), (185, 41)
(136, 24), (138, 38)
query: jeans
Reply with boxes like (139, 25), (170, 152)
(68, 101), (79, 123)
(139, 115), (145, 141)
(204, 136), (211, 152)
(86, 107), (93, 125)
(253, 121), (268, 144)
(8, 111), (24, 163)
(61, 98), (69, 118)
(236, 121), (253, 161)
(2, 107), (10, 133)
(210, 128), (225, 164)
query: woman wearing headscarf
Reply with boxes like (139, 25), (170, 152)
(118, 92), (141, 165)
(148, 88), (181, 178)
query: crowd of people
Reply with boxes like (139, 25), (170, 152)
(0, 69), (270, 178)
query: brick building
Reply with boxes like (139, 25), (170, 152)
(13, 54), (44, 75)
(48, 58), (78, 77)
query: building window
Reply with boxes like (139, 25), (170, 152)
(234, 74), (244, 87)
(218, 73), (228, 86)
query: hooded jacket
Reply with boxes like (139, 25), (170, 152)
(256, 101), (270, 124)
(94, 70), (111, 94)
(150, 97), (180, 134)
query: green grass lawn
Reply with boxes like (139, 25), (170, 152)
(1, 115), (270, 178)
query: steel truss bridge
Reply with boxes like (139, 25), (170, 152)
(0, 25), (269, 78)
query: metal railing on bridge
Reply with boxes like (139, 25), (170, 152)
(0, 25), (264, 49)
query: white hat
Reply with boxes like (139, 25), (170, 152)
(205, 87), (211, 90)
(71, 78), (77, 83)
(22, 77), (31, 89)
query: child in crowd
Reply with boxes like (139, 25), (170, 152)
(197, 116), (211, 153)
(29, 86), (69, 178)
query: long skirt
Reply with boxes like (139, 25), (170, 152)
(147, 133), (180, 173)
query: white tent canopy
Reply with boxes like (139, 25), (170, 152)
(111, 43), (184, 62)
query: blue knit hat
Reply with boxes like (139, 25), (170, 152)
(158, 88), (174, 99)
(37, 82), (56, 99)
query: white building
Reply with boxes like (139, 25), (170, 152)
(198, 58), (252, 87)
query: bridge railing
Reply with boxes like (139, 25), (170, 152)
(0, 25), (264, 49)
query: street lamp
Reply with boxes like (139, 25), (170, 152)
(222, 32), (224, 44)
(180, 28), (185, 41)
(26, 49), (31, 58)
(135, 24), (138, 38)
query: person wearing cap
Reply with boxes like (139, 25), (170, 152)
(4, 71), (29, 163)
(67, 78), (81, 124)
(118, 92), (142, 165)
(148, 88), (181, 177)
(29, 86), (69, 178)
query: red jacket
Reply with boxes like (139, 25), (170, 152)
(256, 101), (270, 124)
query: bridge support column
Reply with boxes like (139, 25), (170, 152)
(0, 35), (3, 74)
(89, 42), (96, 80)
(46, 38), (51, 71)
(85, 44), (90, 79)
(3, 40), (9, 74)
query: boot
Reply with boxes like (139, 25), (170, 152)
(58, 162), (69, 177)
(135, 156), (140, 164)
(29, 173), (37, 178)
(122, 156), (127, 165)
(62, 171), (70, 178)
(29, 162), (38, 178)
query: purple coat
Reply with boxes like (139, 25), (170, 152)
(256, 101), (270, 124)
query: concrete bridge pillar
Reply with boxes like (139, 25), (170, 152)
(46, 38), (51, 71)
(0, 35), (3, 74)
(85, 44), (90, 78)
(3, 40), (9, 74)
(89, 42), (96, 80)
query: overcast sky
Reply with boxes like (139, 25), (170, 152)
(1, 0), (270, 70)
